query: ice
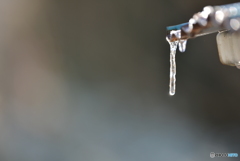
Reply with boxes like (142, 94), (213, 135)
(235, 61), (240, 69)
(166, 31), (180, 96)
(178, 39), (187, 52)
(166, 30), (187, 96)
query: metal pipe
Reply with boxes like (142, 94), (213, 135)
(166, 2), (240, 42)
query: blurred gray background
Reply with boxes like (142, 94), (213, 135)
(0, 0), (239, 161)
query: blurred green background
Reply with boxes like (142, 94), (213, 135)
(0, 0), (239, 161)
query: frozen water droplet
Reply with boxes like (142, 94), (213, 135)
(178, 39), (187, 52)
(166, 30), (180, 96)
(235, 61), (240, 69)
